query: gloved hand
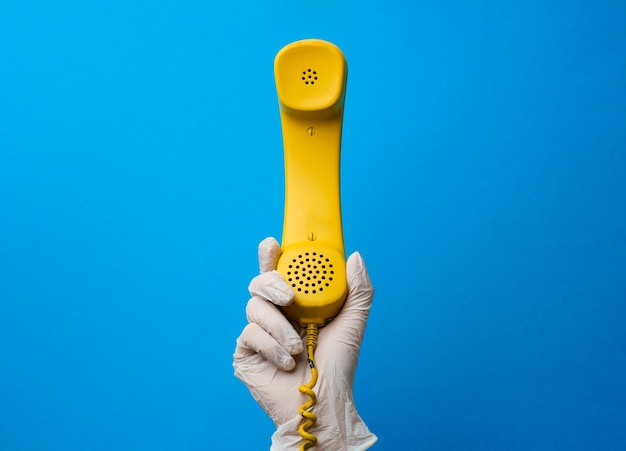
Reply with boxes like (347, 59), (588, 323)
(234, 237), (377, 450)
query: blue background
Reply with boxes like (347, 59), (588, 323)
(1, 1), (625, 449)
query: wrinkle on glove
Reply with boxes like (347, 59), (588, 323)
(248, 270), (295, 306)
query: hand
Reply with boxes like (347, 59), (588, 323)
(233, 237), (377, 450)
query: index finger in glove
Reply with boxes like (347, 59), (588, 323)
(258, 237), (282, 273)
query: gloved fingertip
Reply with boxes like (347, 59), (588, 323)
(268, 270), (296, 306)
(347, 251), (364, 268)
(248, 270), (295, 306)
(280, 355), (296, 371)
(259, 237), (282, 273)
(347, 252), (372, 286)
(285, 338), (304, 356)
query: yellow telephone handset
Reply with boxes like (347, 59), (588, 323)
(274, 39), (348, 326)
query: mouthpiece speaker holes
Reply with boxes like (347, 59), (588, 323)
(301, 68), (318, 85)
(286, 251), (333, 294)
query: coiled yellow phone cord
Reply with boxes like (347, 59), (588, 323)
(298, 324), (319, 450)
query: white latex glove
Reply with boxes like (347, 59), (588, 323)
(234, 237), (377, 450)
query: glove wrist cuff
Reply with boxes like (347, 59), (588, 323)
(270, 400), (377, 451)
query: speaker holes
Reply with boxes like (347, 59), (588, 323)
(302, 69), (318, 85)
(288, 253), (336, 295)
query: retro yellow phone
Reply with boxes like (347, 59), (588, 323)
(274, 38), (348, 327)
(273, 38), (349, 450)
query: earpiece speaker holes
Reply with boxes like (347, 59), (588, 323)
(302, 68), (318, 85)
